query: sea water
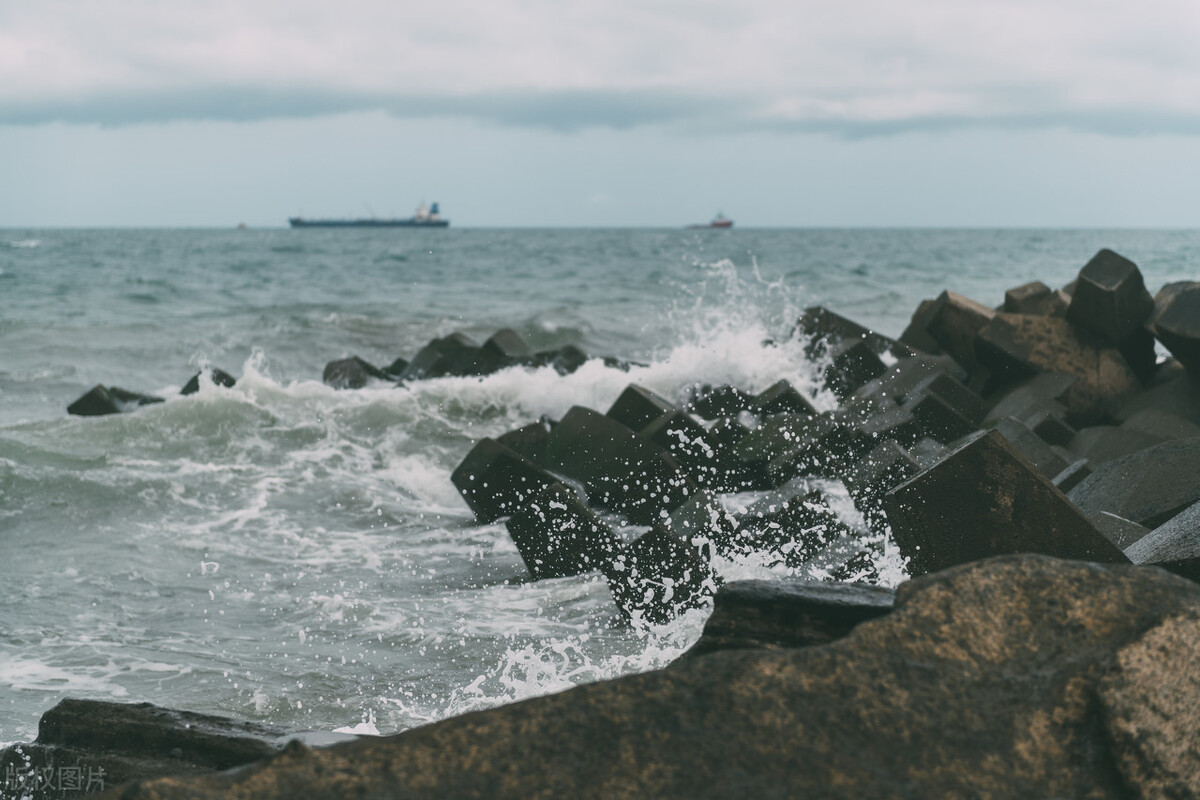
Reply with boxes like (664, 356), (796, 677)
(2, 227), (1198, 743)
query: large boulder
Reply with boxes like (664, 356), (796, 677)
(1, 699), (291, 797)
(105, 556), (1200, 800)
(1147, 281), (1200, 375)
(1098, 609), (1200, 799)
(885, 430), (1128, 575)
(974, 313), (1142, 425)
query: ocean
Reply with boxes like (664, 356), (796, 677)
(2, 227), (1198, 744)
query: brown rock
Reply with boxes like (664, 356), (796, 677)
(975, 313), (1142, 425)
(102, 556), (1200, 800)
(1098, 610), (1200, 799)
(898, 297), (945, 355)
(1004, 281), (1068, 316)
(924, 290), (997, 369)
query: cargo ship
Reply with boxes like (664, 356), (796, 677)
(289, 202), (449, 228)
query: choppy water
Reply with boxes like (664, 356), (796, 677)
(2, 227), (1198, 743)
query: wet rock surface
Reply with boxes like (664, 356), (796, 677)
(99, 556), (1200, 800)
(0, 699), (294, 799)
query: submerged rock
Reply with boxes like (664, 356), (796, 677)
(321, 356), (388, 390)
(180, 367), (237, 396)
(67, 385), (164, 416)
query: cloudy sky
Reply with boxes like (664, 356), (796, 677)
(4, 0), (1200, 227)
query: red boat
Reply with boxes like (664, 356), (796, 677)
(687, 212), (733, 229)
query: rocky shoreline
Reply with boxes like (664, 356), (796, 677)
(7, 248), (1200, 798)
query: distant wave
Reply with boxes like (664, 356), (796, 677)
(3, 239), (40, 249)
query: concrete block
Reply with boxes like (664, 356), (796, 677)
(450, 438), (558, 523)
(924, 290), (997, 369)
(667, 490), (740, 557)
(795, 305), (901, 358)
(604, 525), (716, 625)
(606, 384), (677, 431)
(639, 409), (741, 491)
(821, 338), (887, 400)
(974, 313), (1141, 426)
(505, 483), (623, 580)
(1068, 438), (1200, 528)
(1004, 281), (1068, 316)
(496, 417), (556, 466)
(752, 379), (817, 417)
(1123, 500), (1200, 581)
(992, 417), (1070, 478)
(884, 430), (1129, 575)
(1116, 371), (1200, 427)
(1052, 459), (1093, 493)
(843, 439), (922, 532)
(898, 298), (945, 355)
(401, 333), (481, 380)
(1088, 511), (1151, 550)
(734, 482), (851, 567)
(1066, 249), (1156, 376)
(684, 384), (755, 420)
(1148, 281), (1200, 375)
(545, 406), (695, 524)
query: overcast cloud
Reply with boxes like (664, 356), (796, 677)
(5, 0), (1200, 134)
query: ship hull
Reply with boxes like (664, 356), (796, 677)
(288, 218), (450, 228)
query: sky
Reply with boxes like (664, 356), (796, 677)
(4, 0), (1200, 227)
